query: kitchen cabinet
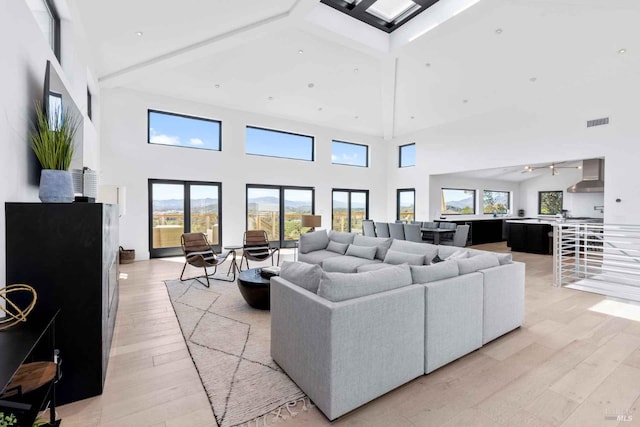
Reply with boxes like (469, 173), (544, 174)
(5, 203), (119, 405)
(507, 222), (553, 254)
(436, 218), (506, 245)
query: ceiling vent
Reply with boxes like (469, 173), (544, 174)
(586, 117), (609, 128)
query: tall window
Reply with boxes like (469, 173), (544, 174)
(246, 185), (314, 247)
(87, 88), (93, 121)
(399, 143), (416, 167)
(148, 110), (221, 151)
(26, 0), (60, 61)
(246, 126), (314, 161)
(483, 190), (510, 214)
(149, 180), (222, 258)
(332, 189), (369, 234)
(397, 189), (415, 222)
(539, 191), (563, 215)
(441, 188), (476, 215)
(332, 140), (368, 167)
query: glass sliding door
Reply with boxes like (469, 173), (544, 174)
(332, 189), (369, 234)
(149, 179), (222, 258)
(247, 186), (280, 242)
(247, 185), (315, 247)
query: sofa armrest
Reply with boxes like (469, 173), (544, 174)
(480, 261), (525, 344)
(270, 277), (424, 420)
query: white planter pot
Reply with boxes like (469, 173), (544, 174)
(39, 169), (74, 203)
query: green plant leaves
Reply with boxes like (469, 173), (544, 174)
(30, 101), (80, 170)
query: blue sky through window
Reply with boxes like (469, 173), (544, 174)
(246, 127), (313, 161)
(399, 143), (416, 167)
(332, 141), (368, 167)
(148, 110), (221, 151)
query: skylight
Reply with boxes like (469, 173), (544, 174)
(320, 0), (439, 33)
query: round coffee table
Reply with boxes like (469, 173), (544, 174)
(237, 268), (271, 310)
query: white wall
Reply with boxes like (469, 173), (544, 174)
(428, 175), (520, 220)
(100, 88), (388, 259)
(388, 71), (640, 225)
(518, 168), (604, 219)
(0, 0), (96, 288)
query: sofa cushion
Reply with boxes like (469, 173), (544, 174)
(322, 256), (380, 273)
(345, 244), (377, 260)
(299, 230), (329, 254)
(328, 230), (356, 245)
(388, 240), (438, 264)
(410, 261), (459, 284)
(280, 261), (323, 293)
(326, 240), (348, 255)
(438, 245), (467, 259)
(352, 235), (393, 260)
(467, 248), (513, 265)
(457, 254), (500, 275)
(384, 249), (425, 266)
(298, 250), (341, 265)
(356, 263), (397, 273)
(445, 250), (469, 260)
(317, 264), (413, 302)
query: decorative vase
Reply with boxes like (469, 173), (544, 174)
(39, 169), (74, 202)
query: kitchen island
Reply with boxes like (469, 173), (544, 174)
(506, 219), (555, 254)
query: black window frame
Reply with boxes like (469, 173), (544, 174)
(482, 190), (511, 215)
(538, 191), (564, 215)
(245, 184), (316, 248)
(147, 109), (222, 152)
(399, 143), (416, 168)
(148, 179), (223, 258)
(87, 88), (92, 121)
(245, 125), (315, 162)
(331, 140), (369, 168)
(332, 188), (370, 233)
(397, 188), (416, 222)
(441, 188), (477, 215)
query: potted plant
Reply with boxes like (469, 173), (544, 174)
(30, 102), (80, 203)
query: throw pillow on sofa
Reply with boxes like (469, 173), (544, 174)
(326, 240), (349, 255)
(345, 244), (377, 260)
(352, 235), (393, 260)
(328, 230), (356, 245)
(410, 261), (459, 284)
(299, 230), (329, 254)
(388, 240), (438, 264)
(356, 263), (396, 273)
(456, 254), (500, 275)
(446, 250), (469, 260)
(317, 264), (413, 302)
(280, 261), (324, 293)
(467, 248), (513, 265)
(384, 249), (425, 266)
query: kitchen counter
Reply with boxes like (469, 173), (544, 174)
(438, 216), (515, 222)
(507, 219), (558, 225)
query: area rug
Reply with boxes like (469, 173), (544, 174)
(164, 277), (309, 427)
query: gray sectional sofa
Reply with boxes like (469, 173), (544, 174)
(270, 230), (525, 421)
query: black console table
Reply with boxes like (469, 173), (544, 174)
(0, 309), (61, 426)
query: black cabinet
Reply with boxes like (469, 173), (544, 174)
(507, 222), (552, 254)
(5, 203), (119, 405)
(436, 219), (506, 245)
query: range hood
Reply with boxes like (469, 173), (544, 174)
(567, 159), (604, 193)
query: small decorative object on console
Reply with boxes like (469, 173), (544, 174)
(0, 284), (38, 331)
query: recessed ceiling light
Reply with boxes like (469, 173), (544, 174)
(135, 31), (143, 37)
(495, 28), (503, 34)
(618, 48), (627, 54)
(463, 99), (468, 103)
(529, 77), (537, 82)
(410, 116), (415, 119)
(425, 62), (431, 67)
(267, 96), (274, 101)
(307, 83), (315, 88)
(214, 84), (220, 89)
(298, 49), (304, 54)
(354, 115), (359, 119)
(318, 107), (323, 111)
(354, 67), (359, 73)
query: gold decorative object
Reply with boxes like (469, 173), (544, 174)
(0, 284), (38, 331)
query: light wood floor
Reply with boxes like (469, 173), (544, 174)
(58, 244), (640, 426)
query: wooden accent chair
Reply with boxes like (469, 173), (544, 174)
(240, 230), (280, 270)
(180, 233), (235, 287)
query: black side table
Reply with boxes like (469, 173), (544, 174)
(237, 268), (272, 310)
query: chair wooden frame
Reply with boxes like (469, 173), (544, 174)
(240, 230), (280, 271)
(180, 233), (236, 287)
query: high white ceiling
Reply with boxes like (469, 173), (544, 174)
(73, 0), (640, 138)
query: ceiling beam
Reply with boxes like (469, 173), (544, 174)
(99, 10), (292, 88)
(380, 58), (398, 140)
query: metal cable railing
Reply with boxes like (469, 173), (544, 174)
(553, 223), (640, 299)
